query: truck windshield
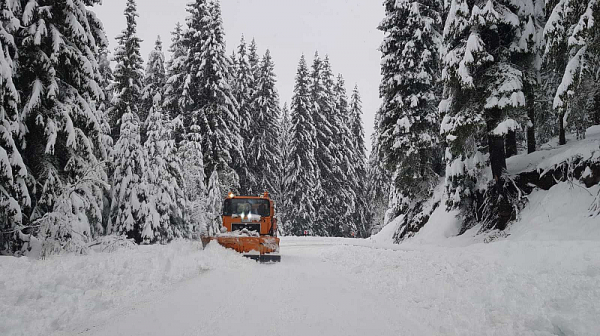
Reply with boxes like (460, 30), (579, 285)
(223, 198), (270, 217)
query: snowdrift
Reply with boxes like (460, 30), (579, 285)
(0, 240), (257, 336)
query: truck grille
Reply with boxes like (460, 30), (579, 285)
(232, 223), (260, 232)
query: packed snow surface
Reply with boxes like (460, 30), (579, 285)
(2, 201), (600, 336)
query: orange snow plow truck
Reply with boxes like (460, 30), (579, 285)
(201, 192), (281, 263)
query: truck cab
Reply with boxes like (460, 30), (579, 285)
(222, 192), (277, 236)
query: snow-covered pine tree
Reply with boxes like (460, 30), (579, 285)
(141, 36), (167, 129)
(350, 86), (367, 175)
(519, 0), (546, 154)
(16, 0), (109, 254)
(206, 170), (222, 235)
(367, 114), (392, 235)
(377, 0), (443, 241)
(544, 0), (600, 143)
(307, 53), (329, 235)
(248, 38), (260, 80)
(247, 50), (281, 198)
(179, 121), (208, 236)
(109, 0), (144, 141)
(163, 22), (188, 121)
(277, 102), (292, 229)
(142, 101), (186, 243)
(182, 0), (243, 194)
(96, 48), (115, 230)
(348, 84), (371, 237)
(232, 36), (255, 194)
(97, 49), (115, 154)
(284, 55), (318, 236)
(512, 1), (544, 155)
(441, 0), (533, 230)
(98, 49), (114, 115)
(0, 2), (31, 253)
(109, 111), (148, 243)
(330, 73), (358, 237)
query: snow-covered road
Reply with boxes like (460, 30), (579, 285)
(46, 237), (600, 336)
(73, 240), (420, 336)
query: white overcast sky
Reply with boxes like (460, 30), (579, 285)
(95, 0), (383, 149)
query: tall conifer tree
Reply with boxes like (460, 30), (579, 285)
(16, 0), (109, 253)
(110, 0), (144, 141)
(109, 112), (148, 243)
(284, 56), (317, 235)
(247, 50), (281, 196)
(378, 0), (444, 240)
(348, 85), (370, 237)
(441, 0), (534, 230)
(330, 74), (359, 237)
(232, 36), (255, 193)
(142, 36), (167, 124)
(0, 2), (30, 252)
(277, 102), (292, 225)
(163, 22), (188, 121)
(142, 103), (186, 242)
(182, 0), (243, 194)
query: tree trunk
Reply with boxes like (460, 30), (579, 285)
(594, 89), (600, 125)
(505, 130), (517, 158)
(488, 114), (510, 231)
(489, 133), (507, 180)
(559, 112), (566, 145)
(487, 108), (508, 181)
(525, 81), (536, 153)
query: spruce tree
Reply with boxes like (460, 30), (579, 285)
(109, 111), (148, 243)
(206, 170), (222, 235)
(110, 0), (144, 141)
(247, 50), (281, 197)
(233, 36), (254, 133)
(0, 2), (30, 252)
(182, 0), (243, 194)
(284, 56), (318, 235)
(277, 102), (292, 226)
(544, 0), (600, 144)
(232, 36), (255, 193)
(248, 39), (260, 79)
(163, 22), (188, 121)
(308, 53), (328, 234)
(98, 49), (114, 115)
(142, 102), (186, 243)
(179, 121), (208, 235)
(441, 0), (533, 230)
(16, 0), (109, 253)
(329, 73), (358, 237)
(378, 0), (443, 241)
(367, 115), (392, 235)
(350, 85), (367, 172)
(97, 49), (115, 154)
(142, 36), (167, 125)
(348, 84), (370, 237)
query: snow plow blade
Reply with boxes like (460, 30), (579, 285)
(244, 254), (281, 263)
(201, 235), (280, 262)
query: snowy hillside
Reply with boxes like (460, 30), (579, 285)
(375, 125), (600, 246)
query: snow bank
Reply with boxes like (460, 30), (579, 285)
(369, 214), (402, 244)
(509, 182), (600, 241)
(319, 238), (600, 336)
(507, 125), (600, 175)
(376, 124), (600, 247)
(0, 240), (256, 336)
(373, 180), (599, 248)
